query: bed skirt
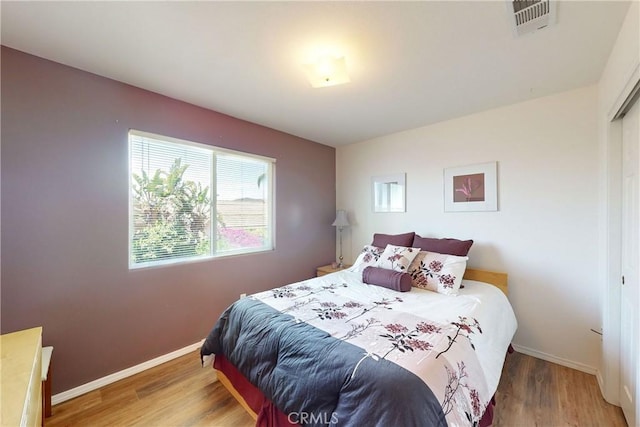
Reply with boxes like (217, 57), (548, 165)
(214, 355), (296, 426)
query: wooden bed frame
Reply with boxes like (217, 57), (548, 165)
(215, 369), (260, 421)
(213, 268), (508, 422)
(463, 268), (508, 296)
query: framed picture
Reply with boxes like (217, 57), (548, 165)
(444, 161), (497, 212)
(372, 173), (406, 212)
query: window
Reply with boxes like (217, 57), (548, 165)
(129, 130), (274, 268)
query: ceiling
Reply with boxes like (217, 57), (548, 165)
(0, 1), (631, 147)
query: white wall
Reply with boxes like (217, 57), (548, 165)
(597, 0), (639, 404)
(337, 85), (601, 372)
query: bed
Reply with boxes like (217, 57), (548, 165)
(201, 234), (517, 426)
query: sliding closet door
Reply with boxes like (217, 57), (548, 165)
(620, 94), (639, 427)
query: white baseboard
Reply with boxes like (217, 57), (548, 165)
(52, 340), (207, 405)
(53, 341), (600, 406)
(511, 344), (597, 375)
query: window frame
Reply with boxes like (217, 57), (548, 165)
(128, 129), (275, 270)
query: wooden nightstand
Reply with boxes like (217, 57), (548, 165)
(316, 264), (351, 277)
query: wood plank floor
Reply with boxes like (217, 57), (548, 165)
(494, 352), (626, 426)
(46, 350), (626, 426)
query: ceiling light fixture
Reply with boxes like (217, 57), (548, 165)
(304, 55), (350, 88)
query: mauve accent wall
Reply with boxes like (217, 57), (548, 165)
(1, 47), (336, 394)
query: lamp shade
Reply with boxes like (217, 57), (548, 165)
(332, 210), (350, 227)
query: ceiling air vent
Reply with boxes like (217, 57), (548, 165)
(509, 0), (556, 37)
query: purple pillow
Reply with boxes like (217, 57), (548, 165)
(362, 266), (413, 292)
(412, 235), (473, 256)
(371, 232), (415, 248)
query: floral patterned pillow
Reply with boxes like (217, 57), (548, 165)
(408, 251), (468, 295)
(351, 245), (385, 273)
(376, 244), (420, 272)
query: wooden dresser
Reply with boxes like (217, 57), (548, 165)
(1, 327), (43, 427)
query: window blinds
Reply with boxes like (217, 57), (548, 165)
(129, 131), (273, 268)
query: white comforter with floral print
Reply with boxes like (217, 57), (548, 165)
(250, 268), (517, 426)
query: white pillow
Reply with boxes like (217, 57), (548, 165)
(350, 245), (385, 273)
(376, 244), (420, 272)
(407, 251), (468, 295)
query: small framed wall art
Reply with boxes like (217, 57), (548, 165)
(372, 173), (406, 212)
(444, 161), (498, 212)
